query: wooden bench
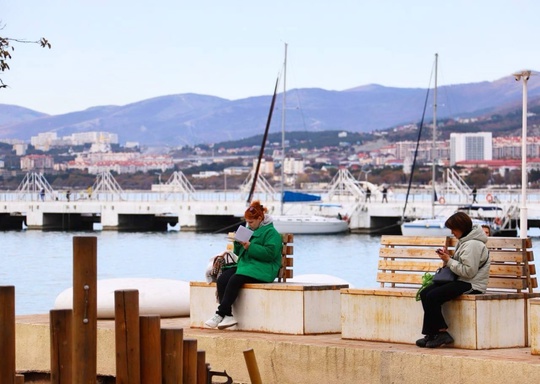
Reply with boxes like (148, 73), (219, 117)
(341, 235), (539, 349)
(190, 233), (348, 334)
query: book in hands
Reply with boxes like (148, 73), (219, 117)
(234, 225), (253, 242)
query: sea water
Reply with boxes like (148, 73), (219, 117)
(1, 230), (382, 315)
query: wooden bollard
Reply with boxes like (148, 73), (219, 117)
(15, 374), (24, 384)
(243, 348), (262, 384)
(161, 327), (183, 383)
(50, 309), (73, 384)
(0, 285), (16, 384)
(196, 351), (207, 384)
(182, 338), (198, 384)
(140, 315), (162, 383)
(115, 289), (141, 384)
(72, 236), (97, 384)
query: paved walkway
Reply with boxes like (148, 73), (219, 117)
(16, 314), (540, 383)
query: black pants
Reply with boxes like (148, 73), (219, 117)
(216, 267), (264, 317)
(419, 280), (479, 335)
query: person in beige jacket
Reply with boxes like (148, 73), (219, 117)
(416, 212), (490, 348)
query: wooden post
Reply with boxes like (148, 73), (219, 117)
(196, 351), (207, 384)
(0, 285), (15, 384)
(115, 289), (141, 383)
(182, 338), (198, 384)
(50, 309), (73, 384)
(15, 374), (24, 384)
(243, 348), (262, 384)
(71, 236), (97, 384)
(140, 315), (162, 383)
(161, 327), (183, 384)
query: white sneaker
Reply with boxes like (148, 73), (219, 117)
(217, 315), (238, 329)
(204, 314), (223, 328)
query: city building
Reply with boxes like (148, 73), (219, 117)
(450, 132), (492, 165)
(20, 154), (54, 171)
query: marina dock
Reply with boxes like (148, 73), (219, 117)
(2, 169), (540, 234)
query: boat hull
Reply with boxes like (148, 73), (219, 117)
(273, 215), (349, 234)
(400, 219), (451, 236)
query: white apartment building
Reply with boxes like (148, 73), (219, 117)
(251, 158), (275, 175)
(67, 152), (173, 174)
(20, 154), (54, 170)
(450, 132), (492, 166)
(492, 136), (540, 159)
(31, 132), (58, 151)
(283, 157), (305, 175)
(30, 131), (119, 150)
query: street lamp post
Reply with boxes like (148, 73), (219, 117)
(513, 70), (531, 238)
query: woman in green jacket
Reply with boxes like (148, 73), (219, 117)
(205, 200), (282, 329)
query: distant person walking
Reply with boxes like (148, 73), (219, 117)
(382, 186), (388, 203)
(39, 188), (45, 201)
(472, 188), (478, 204)
(365, 187), (371, 203)
(66, 190), (71, 202)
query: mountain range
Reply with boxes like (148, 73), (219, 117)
(1, 74), (539, 147)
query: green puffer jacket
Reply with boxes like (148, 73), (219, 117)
(446, 225), (490, 292)
(233, 216), (282, 282)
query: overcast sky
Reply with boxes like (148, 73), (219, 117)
(0, 0), (538, 115)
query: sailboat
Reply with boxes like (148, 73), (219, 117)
(270, 44), (349, 235)
(400, 54), (490, 236)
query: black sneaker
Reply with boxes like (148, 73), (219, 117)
(426, 331), (454, 348)
(415, 334), (434, 348)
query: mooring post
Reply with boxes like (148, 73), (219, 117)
(0, 285), (15, 384)
(243, 348), (262, 384)
(72, 236), (97, 384)
(196, 351), (207, 384)
(115, 289), (141, 383)
(140, 315), (162, 383)
(161, 327), (183, 383)
(183, 338), (198, 384)
(50, 309), (73, 384)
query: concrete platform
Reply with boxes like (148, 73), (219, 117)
(190, 281), (347, 334)
(341, 288), (529, 349)
(15, 314), (540, 384)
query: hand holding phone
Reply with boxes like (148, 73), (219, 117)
(436, 248), (443, 255)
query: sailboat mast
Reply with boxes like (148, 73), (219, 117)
(280, 43), (288, 216)
(431, 53), (438, 218)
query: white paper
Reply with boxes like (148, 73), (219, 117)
(234, 225), (253, 242)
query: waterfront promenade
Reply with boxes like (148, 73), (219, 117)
(15, 314), (540, 383)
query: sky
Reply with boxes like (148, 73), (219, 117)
(0, 0), (539, 115)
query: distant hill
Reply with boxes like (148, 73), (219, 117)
(1, 74), (540, 146)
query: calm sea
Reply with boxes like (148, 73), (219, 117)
(1, 230), (383, 315)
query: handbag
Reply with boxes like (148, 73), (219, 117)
(432, 266), (457, 284)
(205, 251), (238, 282)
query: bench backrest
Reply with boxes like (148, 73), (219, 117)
(277, 233), (294, 282)
(378, 235), (537, 293)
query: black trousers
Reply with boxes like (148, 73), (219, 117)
(419, 280), (478, 335)
(215, 267), (264, 317)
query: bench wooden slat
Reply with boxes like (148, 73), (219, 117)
(377, 272), (424, 285)
(489, 264), (531, 276)
(488, 277), (532, 290)
(489, 250), (534, 263)
(379, 248), (445, 259)
(378, 260), (440, 272)
(380, 236), (448, 247)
